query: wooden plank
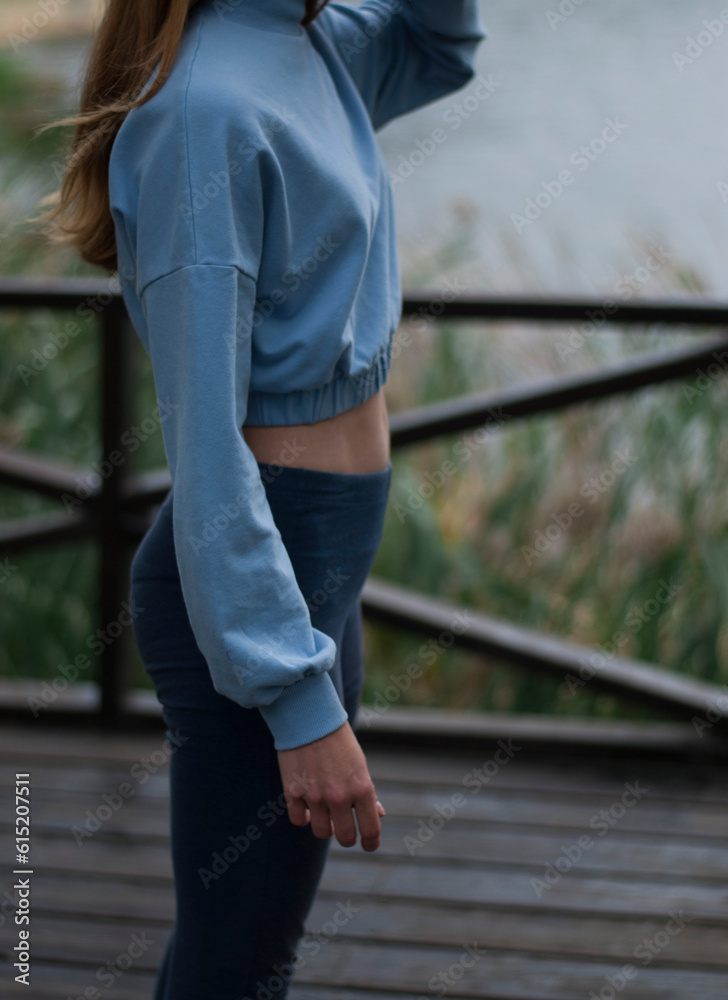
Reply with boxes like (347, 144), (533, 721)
(8, 817), (728, 886)
(4, 753), (728, 808)
(307, 897), (727, 968)
(7, 776), (726, 840)
(0, 959), (155, 1000)
(3, 724), (728, 802)
(20, 903), (728, 970)
(0, 917), (164, 974)
(4, 810), (728, 883)
(9, 874), (174, 923)
(331, 823), (728, 878)
(0, 764), (171, 797)
(290, 992), (471, 1000)
(286, 940), (728, 999)
(3, 740), (728, 795)
(358, 785), (728, 838)
(3, 919), (725, 1000)
(0, 765), (170, 801)
(3, 754), (728, 822)
(0, 832), (173, 877)
(7, 849), (728, 922)
(10, 766), (727, 832)
(0, 723), (167, 761)
(364, 750), (728, 803)
(318, 856), (728, 921)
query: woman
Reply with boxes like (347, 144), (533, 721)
(34, 0), (486, 994)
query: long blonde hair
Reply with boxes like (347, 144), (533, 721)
(29, 0), (331, 275)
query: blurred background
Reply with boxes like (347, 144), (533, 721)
(2, 0), (727, 721)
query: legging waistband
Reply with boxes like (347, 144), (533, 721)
(255, 459), (392, 498)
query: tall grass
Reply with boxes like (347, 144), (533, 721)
(365, 217), (728, 721)
(1, 44), (727, 722)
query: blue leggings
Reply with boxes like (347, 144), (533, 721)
(128, 459), (392, 1000)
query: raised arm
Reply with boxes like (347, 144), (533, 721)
(318, 0), (487, 131)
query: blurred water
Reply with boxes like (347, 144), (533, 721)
(22, 0), (728, 296)
(377, 0), (728, 296)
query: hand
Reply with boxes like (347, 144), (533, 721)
(277, 720), (386, 852)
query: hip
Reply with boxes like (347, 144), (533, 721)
(130, 457), (392, 585)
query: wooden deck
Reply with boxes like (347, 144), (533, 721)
(1, 718), (727, 999)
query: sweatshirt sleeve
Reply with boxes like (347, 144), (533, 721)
(320, 0), (487, 131)
(139, 262), (349, 751)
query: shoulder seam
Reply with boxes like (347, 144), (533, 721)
(139, 262), (257, 300)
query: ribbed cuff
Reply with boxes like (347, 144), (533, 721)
(259, 668), (349, 751)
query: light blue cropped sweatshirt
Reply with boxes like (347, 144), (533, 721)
(109, 0), (486, 750)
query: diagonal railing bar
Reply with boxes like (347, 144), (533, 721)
(389, 332), (728, 446)
(361, 577), (728, 734)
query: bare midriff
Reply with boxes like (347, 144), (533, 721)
(241, 387), (390, 474)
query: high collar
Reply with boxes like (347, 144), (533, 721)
(193, 0), (310, 34)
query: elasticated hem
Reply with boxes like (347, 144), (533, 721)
(244, 335), (393, 427)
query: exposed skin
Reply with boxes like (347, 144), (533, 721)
(243, 387), (391, 850)
(242, 386), (390, 474)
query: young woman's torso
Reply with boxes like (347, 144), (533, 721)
(241, 387), (390, 474)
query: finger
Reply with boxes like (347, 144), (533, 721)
(303, 806), (334, 835)
(328, 801), (358, 848)
(354, 791), (382, 852)
(308, 802), (335, 840)
(372, 783), (386, 815)
(285, 791), (310, 827)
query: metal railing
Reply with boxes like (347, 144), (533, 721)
(2, 276), (728, 733)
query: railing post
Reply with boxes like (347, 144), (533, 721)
(97, 299), (136, 726)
